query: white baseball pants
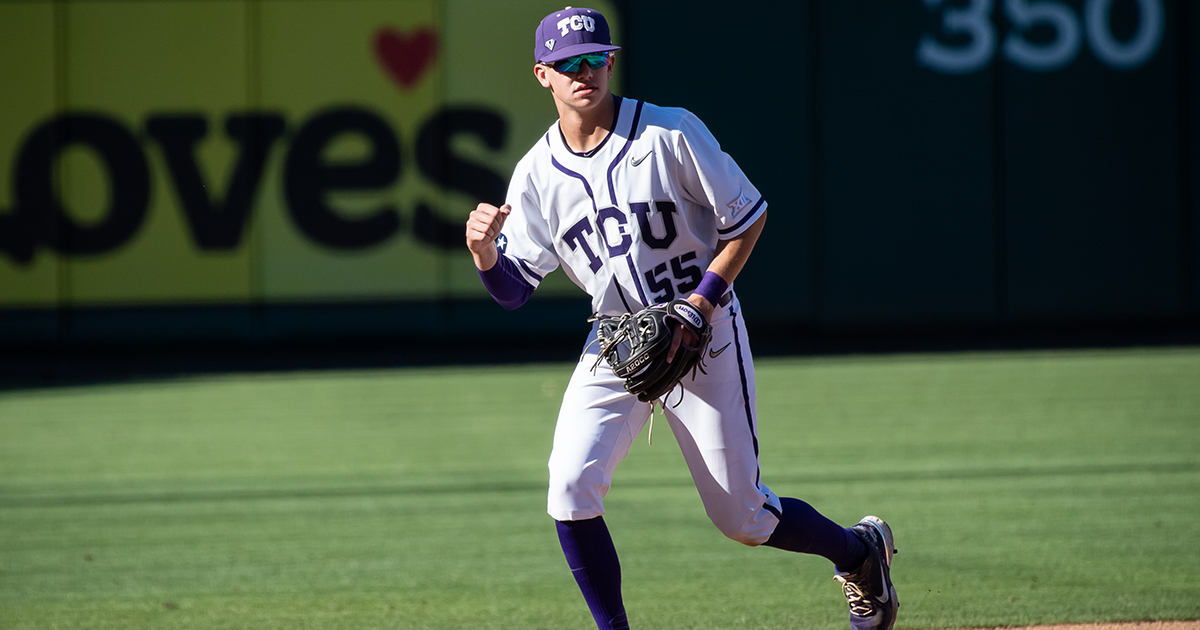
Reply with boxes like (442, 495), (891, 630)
(546, 295), (783, 546)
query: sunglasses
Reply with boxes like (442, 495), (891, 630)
(550, 52), (610, 73)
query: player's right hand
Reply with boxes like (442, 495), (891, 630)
(465, 203), (511, 269)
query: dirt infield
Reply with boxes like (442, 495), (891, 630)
(976, 623), (1200, 630)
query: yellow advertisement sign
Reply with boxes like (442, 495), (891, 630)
(0, 0), (620, 307)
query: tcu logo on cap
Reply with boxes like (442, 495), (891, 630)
(557, 14), (596, 36)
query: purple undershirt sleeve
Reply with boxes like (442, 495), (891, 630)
(478, 254), (535, 310)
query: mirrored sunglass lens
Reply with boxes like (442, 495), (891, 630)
(555, 53), (607, 72)
(557, 57), (583, 72)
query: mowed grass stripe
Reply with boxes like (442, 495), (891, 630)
(3, 459), (1197, 509)
(1, 348), (1197, 630)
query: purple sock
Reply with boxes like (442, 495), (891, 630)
(556, 517), (630, 630)
(763, 497), (868, 572)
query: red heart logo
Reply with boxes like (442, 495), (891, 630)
(374, 27), (438, 90)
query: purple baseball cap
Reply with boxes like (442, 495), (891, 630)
(534, 6), (620, 64)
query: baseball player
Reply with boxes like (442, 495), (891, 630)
(464, 7), (898, 630)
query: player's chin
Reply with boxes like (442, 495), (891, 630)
(572, 94), (608, 112)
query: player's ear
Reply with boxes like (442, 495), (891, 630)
(534, 64), (552, 88)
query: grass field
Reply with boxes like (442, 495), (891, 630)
(1, 347), (1199, 630)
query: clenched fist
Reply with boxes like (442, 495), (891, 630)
(465, 203), (511, 271)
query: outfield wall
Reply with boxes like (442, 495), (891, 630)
(623, 0), (1198, 329)
(0, 0), (620, 343)
(1, 0), (1197, 347)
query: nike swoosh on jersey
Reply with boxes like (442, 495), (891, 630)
(708, 342), (731, 359)
(630, 150), (653, 167)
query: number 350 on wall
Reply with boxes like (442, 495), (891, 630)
(918, 0), (1164, 73)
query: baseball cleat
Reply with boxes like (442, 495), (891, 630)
(835, 515), (898, 630)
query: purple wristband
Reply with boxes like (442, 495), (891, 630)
(694, 271), (728, 306)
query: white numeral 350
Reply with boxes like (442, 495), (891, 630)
(917, 0), (1164, 74)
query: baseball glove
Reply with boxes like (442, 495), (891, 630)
(594, 299), (713, 403)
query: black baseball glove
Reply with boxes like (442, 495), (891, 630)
(594, 299), (713, 403)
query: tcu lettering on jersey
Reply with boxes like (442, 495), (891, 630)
(562, 202), (678, 272)
(498, 98), (767, 317)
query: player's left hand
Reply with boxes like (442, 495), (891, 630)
(667, 293), (717, 363)
(597, 299), (713, 402)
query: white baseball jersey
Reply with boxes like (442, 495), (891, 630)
(498, 96), (767, 315)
